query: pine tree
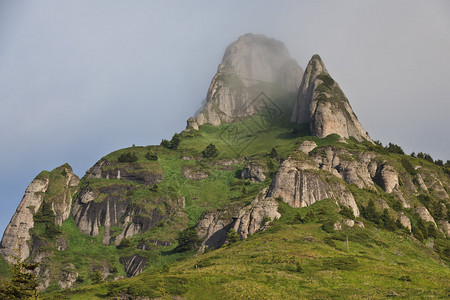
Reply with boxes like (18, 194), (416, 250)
(226, 229), (240, 244)
(0, 241), (39, 299)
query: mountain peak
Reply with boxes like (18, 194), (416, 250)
(291, 55), (372, 142)
(195, 34), (303, 126)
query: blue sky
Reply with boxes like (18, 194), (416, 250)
(1, 0), (449, 234)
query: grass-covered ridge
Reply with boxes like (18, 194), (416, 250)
(46, 201), (450, 299)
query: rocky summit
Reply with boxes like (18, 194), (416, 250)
(194, 33), (303, 127)
(1, 34), (449, 299)
(291, 54), (372, 142)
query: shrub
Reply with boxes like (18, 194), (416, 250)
(380, 209), (396, 231)
(226, 228), (240, 244)
(201, 143), (218, 158)
(401, 158), (417, 175)
(145, 151), (158, 161)
(150, 184), (159, 192)
(269, 147), (278, 158)
(160, 139), (170, 148)
(261, 215), (271, 227)
(385, 142), (405, 155)
(176, 227), (199, 252)
(117, 238), (131, 249)
(363, 200), (379, 224)
(435, 159), (444, 166)
(423, 153), (434, 163)
(339, 205), (355, 220)
(303, 210), (318, 223)
(91, 270), (103, 284)
(169, 133), (181, 150)
(118, 152), (138, 163)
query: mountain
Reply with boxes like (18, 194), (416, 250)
(194, 33), (303, 127)
(291, 54), (372, 142)
(1, 34), (449, 299)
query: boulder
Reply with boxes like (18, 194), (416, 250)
(415, 206), (437, 226)
(241, 163), (266, 182)
(398, 212), (412, 231)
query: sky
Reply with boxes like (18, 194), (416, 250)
(0, 0), (449, 235)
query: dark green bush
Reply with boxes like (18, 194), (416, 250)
(226, 228), (240, 244)
(339, 205), (355, 220)
(201, 143), (218, 158)
(385, 143), (405, 155)
(118, 152), (138, 163)
(145, 151), (158, 161)
(176, 227), (199, 252)
(401, 158), (417, 175)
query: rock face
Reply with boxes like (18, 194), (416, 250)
(241, 163), (267, 182)
(298, 140), (317, 154)
(196, 189), (280, 251)
(233, 189), (280, 239)
(195, 33), (303, 126)
(373, 164), (399, 193)
(291, 55), (371, 142)
(267, 153), (360, 217)
(0, 164), (79, 262)
(398, 212), (412, 231)
(415, 206), (437, 226)
(120, 254), (148, 277)
(0, 177), (49, 262)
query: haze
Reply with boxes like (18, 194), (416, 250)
(1, 0), (449, 234)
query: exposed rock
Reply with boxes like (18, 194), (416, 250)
(186, 117), (199, 130)
(373, 163), (399, 193)
(196, 210), (234, 252)
(298, 140), (317, 154)
(333, 222), (342, 231)
(233, 189), (280, 239)
(439, 220), (450, 237)
(291, 54), (372, 142)
(58, 264), (78, 290)
(196, 34), (303, 126)
(267, 154), (359, 217)
(241, 163), (266, 182)
(355, 221), (365, 228)
(56, 236), (68, 251)
(377, 199), (390, 210)
(398, 212), (412, 231)
(416, 173), (428, 191)
(182, 167), (209, 181)
(85, 159), (163, 186)
(0, 176), (48, 261)
(342, 219), (355, 227)
(120, 254), (147, 277)
(310, 146), (377, 190)
(393, 187), (410, 209)
(415, 206), (437, 226)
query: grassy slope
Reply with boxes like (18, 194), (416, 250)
(47, 201), (450, 299)
(5, 111), (449, 297)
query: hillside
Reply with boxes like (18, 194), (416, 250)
(0, 34), (449, 299)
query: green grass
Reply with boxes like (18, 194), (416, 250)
(45, 219), (450, 299)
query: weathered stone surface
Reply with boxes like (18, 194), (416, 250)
(416, 173), (428, 191)
(58, 264), (78, 290)
(233, 189), (280, 239)
(196, 34), (303, 126)
(120, 254), (147, 277)
(439, 220), (450, 237)
(333, 222), (342, 231)
(415, 206), (437, 226)
(342, 219), (355, 227)
(267, 154), (359, 217)
(355, 221), (365, 228)
(373, 163), (399, 193)
(182, 167), (209, 181)
(298, 140), (317, 154)
(291, 54), (371, 142)
(241, 163), (266, 182)
(186, 117), (199, 130)
(196, 210), (234, 252)
(398, 212), (412, 231)
(0, 177), (48, 261)
(86, 159), (163, 186)
(310, 146), (377, 190)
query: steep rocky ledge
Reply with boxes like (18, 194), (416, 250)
(194, 33), (303, 127)
(0, 164), (79, 262)
(291, 55), (372, 142)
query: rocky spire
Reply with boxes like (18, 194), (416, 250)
(0, 164), (79, 262)
(194, 33), (303, 127)
(291, 55), (372, 142)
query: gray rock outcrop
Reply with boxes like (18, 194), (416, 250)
(291, 54), (371, 142)
(398, 212), (412, 231)
(298, 140), (317, 154)
(233, 189), (280, 239)
(267, 152), (359, 217)
(415, 206), (437, 226)
(0, 164), (79, 262)
(0, 177), (49, 262)
(195, 33), (303, 126)
(373, 164), (399, 193)
(120, 254), (148, 277)
(241, 163), (267, 182)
